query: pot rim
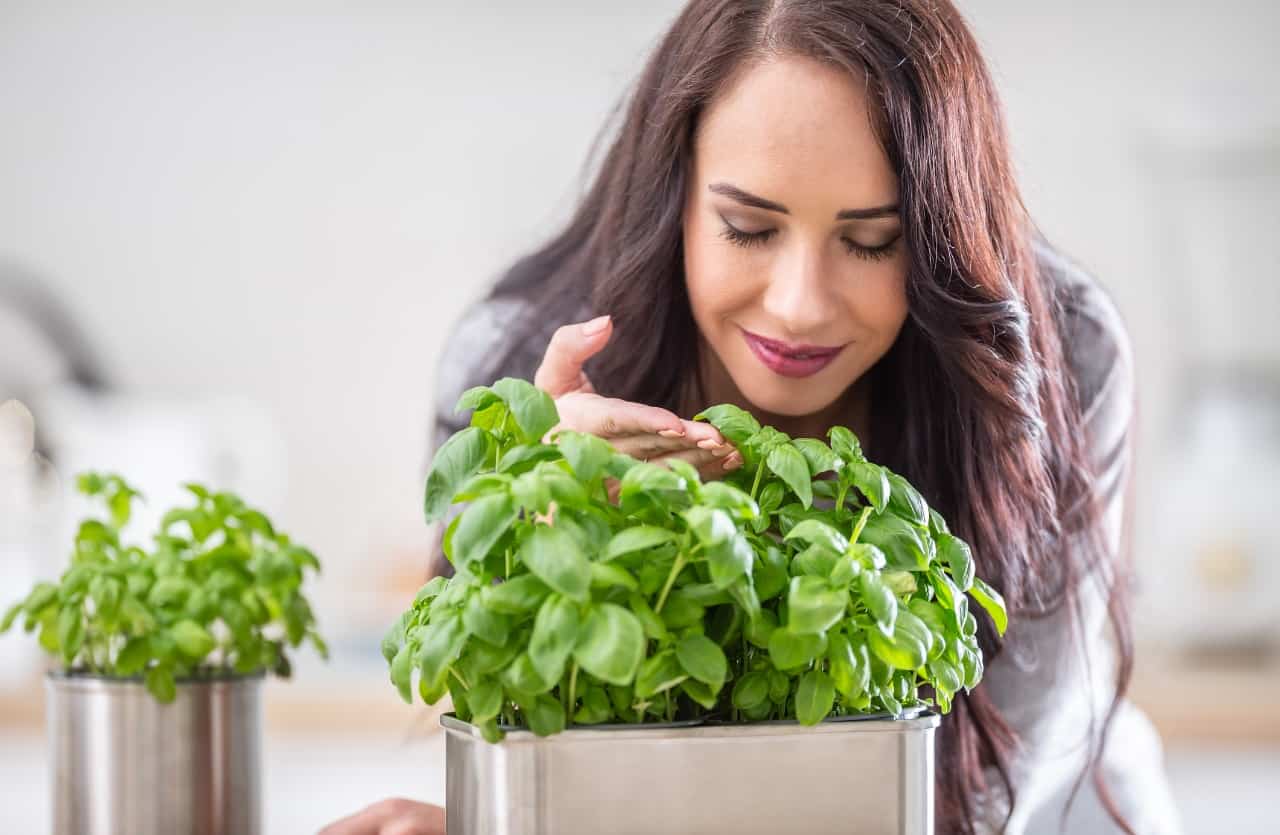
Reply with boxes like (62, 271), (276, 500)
(45, 668), (266, 688)
(446, 704), (938, 740)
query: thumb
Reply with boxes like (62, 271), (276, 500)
(534, 315), (612, 397)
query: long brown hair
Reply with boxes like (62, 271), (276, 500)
(477, 2), (1134, 832)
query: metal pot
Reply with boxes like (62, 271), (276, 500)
(45, 671), (263, 835)
(443, 708), (939, 835)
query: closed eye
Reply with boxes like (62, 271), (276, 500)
(718, 221), (900, 263)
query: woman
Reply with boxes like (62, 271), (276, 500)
(324, 1), (1181, 832)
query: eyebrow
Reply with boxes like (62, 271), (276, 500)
(707, 181), (899, 220)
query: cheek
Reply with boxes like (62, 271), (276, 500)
(683, 229), (760, 324)
(843, 265), (909, 344)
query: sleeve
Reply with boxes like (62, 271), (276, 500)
(972, 279), (1147, 833)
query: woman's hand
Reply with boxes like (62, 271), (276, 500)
(317, 798), (444, 835)
(534, 315), (742, 478)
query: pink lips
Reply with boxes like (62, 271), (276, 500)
(741, 329), (847, 378)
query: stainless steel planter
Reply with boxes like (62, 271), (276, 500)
(444, 709), (940, 835)
(45, 671), (263, 835)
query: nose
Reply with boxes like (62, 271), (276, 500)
(759, 240), (839, 337)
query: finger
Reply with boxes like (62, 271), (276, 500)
(379, 805), (446, 835)
(678, 418), (730, 448)
(563, 394), (685, 439)
(609, 432), (710, 461)
(533, 316), (612, 397)
(650, 447), (743, 480)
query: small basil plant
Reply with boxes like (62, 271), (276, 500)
(1, 473), (328, 703)
(386, 377), (1007, 742)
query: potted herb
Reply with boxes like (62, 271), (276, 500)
(1, 473), (327, 835)
(384, 378), (1007, 833)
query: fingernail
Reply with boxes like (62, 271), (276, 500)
(696, 438), (720, 450)
(723, 454), (742, 471)
(658, 429), (685, 438)
(581, 315), (611, 336)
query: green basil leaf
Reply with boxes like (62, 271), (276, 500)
(455, 385), (500, 414)
(555, 430), (614, 482)
(145, 666), (177, 703)
(744, 608), (778, 649)
(590, 562), (639, 592)
(634, 650), (687, 699)
(731, 671), (770, 711)
(858, 571), (898, 635)
(415, 613), (467, 685)
(886, 471), (929, 527)
(619, 462), (688, 502)
(936, 534), (974, 592)
(867, 622), (927, 671)
(390, 641), (416, 704)
(681, 678), (719, 710)
(423, 427), (494, 523)
(603, 526), (678, 561)
(467, 677), (504, 721)
(928, 656), (963, 696)
(827, 425), (864, 463)
(858, 513), (930, 571)
(518, 526), (591, 603)
(786, 576), (847, 635)
(115, 636), (152, 677)
(529, 595), (581, 685)
(783, 519), (849, 554)
(754, 544), (789, 601)
(768, 627), (827, 671)
(791, 543), (841, 578)
(696, 482), (759, 520)
(497, 443), (562, 476)
(57, 605), (85, 664)
(519, 693), (566, 737)
(451, 493), (518, 568)
(491, 377), (559, 445)
(796, 669), (836, 726)
(675, 634), (728, 691)
(844, 461), (889, 513)
(766, 443), (812, 509)
(792, 438), (840, 476)
(683, 506), (752, 589)
(171, 620), (215, 662)
(462, 595), (510, 646)
(969, 577), (1008, 636)
(694, 404), (761, 446)
(574, 603), (646, 685)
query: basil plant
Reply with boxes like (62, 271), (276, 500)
(386, 378), (1006, 742)
(1, 473), (327, 702)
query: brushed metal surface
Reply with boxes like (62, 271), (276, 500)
(444, 711), (939, 835)
(45, 672), (262, 835)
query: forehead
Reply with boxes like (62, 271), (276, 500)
(692, 55), (898, 209)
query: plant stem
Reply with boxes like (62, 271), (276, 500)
(836, 482), (849, 513)
(504, 547), (511, 579)
(850, 506), (872, 545)
(449, 667), (470, 689)
(567, 662), (578, 727)
(654, 553), (687, 614)
(749, 462), (765, 501)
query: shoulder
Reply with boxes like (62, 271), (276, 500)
(1033, 238), (1135, 437)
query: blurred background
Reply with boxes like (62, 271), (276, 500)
(0, 1), (1276, 832)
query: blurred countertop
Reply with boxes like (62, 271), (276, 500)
(0, 645), (1275, 745)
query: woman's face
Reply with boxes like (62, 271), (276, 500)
(683, 55), (909, 421)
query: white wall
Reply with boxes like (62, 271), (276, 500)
(1, 0), (1276, 631)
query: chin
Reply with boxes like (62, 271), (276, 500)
(731, 371), (848, 419)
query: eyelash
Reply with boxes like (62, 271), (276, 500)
(718, 223), (900, 263)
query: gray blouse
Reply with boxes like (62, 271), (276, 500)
(424, 240), (1182, 834)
